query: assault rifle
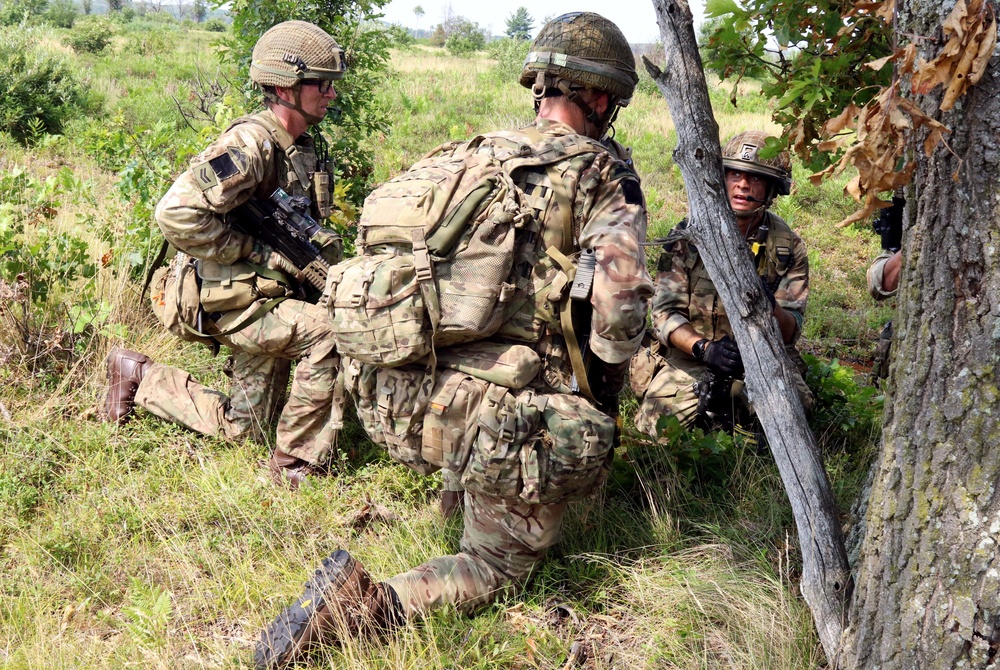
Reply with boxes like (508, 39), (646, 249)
(694, 369), (737, 431)
(229, 188), (330, 293)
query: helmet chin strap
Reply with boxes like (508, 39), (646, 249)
(532, 73), (618, 138)
(263, 86), (324, 126)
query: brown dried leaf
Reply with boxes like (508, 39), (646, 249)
(867, 54), (896, 71)
(969, 8), (998, 85)
(876, 0), (896, 21)
(825, 103), (861, 134)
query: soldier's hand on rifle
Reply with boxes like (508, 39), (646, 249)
(310, 228), (343, 265)
(695, 335), (744, 377)
(266, 251), (306, 283)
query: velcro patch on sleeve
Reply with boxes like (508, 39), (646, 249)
(621, 178), (643, 205)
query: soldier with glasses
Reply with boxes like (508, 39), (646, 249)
(105, 21), (345, 487)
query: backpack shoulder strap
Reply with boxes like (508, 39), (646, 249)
(228, 111), (312, 191)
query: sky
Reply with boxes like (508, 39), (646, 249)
(378, 0), (706, 45)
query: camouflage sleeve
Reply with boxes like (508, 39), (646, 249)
(867, 249), (897, 300)
(650, 237), (695, 348)
(578, 156), (653, 365)
(153, 122), (275, 263)
(774, 230), (809, 340)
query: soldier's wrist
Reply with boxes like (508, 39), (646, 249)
(691, 338), (710, 361)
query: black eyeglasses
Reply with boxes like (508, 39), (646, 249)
(301, 79), (335, 95)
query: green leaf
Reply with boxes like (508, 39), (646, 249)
(705, 0), (740, 18)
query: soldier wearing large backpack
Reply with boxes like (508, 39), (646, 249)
(632, 131), (812, 433)
(104, 21), (345, 486)
(254, 12), (653, 669)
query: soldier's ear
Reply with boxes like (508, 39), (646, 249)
(274, 86), (296, 103)
(593, 92), (609, 117)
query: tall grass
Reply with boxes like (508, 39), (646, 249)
(0, 29), (886, 669)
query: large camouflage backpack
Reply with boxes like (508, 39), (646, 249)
(325, 130), (608, 368)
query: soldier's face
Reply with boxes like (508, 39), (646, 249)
(725, 169), (768, 217)
(298, 80), (338, 120)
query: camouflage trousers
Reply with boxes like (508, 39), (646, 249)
(385, 491), (566, 617)
(135, 298), (340, 464)
(634, 347), (813, 437)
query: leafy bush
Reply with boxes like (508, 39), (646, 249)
(121, 28), (174, 55)
(0, 0), (47, 26)
(445, 17), (486, 56)
(0, 30), (94, 142)
(487, 37), (529, 78)
(225, 0), (393, 208)
(202, 17), (227, 32)
(67, 16), (115, 53)
(44, 0), (77, 27)
(385, 22), (413, 48)
(803, 354), (883, 452)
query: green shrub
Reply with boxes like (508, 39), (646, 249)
(202, 17), (227, 32)
(0, 0), (47, 26)
(0, 30), (93, 142)
(486, 37), (529, 78)
(385, 22), (413, 48)
(445, 17), (486, 56)
(121, 28), (174, 55)
(43, 0), (76, 27)
(67, 16), (114, 53)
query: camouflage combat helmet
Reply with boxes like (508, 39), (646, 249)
(251, 20), (346, 88)
(520, 12), (638, 105)
(721, 131), (792, 196)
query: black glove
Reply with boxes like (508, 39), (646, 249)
(759, 276), (777, 310)
(696, 336), (744, 378)
(872, 195), (904, 252)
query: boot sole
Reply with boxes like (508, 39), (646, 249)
(254, 550), (355, 670)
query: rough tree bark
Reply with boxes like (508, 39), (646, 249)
(646, 0), (852, 659)
(839, 1), (1000, 666)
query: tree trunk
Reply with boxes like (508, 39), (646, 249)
(839, 1), (1000, 666)
(645, 0), (852, 659)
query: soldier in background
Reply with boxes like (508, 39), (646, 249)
(254, 12), (653, 669)
(105, 21), (344, 487)
(632, 131), (812, 433)
(867, 191), (904, 383)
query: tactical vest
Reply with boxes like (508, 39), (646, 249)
(660, 211), (796, 340)
(227, 111), (334, 220)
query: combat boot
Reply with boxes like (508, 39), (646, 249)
(105, 347), (153, 424)
(268, 450), (321, 490)
(255, 550), (405, 670)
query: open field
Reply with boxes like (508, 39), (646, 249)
(1, 22), (885, 669)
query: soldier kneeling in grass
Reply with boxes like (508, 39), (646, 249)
(254, 12), (653, 669)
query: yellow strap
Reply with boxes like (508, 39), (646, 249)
(545, 246), (595, 403)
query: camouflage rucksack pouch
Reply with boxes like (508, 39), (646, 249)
(519, 393), (616, 504)
(629, 330), (666, 400)
(327, 253), (431, 367)
(326, 139), (531, 367)
(462, 386), (548, 499)
(196, 259), (259, 313)
(149, 254), (210, 344)
(421, 370), (489, 473)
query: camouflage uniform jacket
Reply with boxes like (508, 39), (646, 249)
(154, 109), (327, 266)
(492, 119), (653, 379)
(651, 212), (808, 351)
(866, 250), (897, 300)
